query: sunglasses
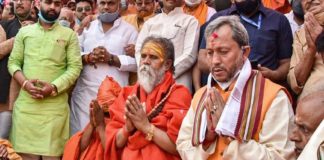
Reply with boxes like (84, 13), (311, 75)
(76, 6), (92, 12)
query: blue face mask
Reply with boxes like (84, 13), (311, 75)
(98, 11), (119, 23)
(38, 12), (57, 24)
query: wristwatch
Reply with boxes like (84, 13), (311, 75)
(145, 124), (155, 141)
(50, 84), (58, 97)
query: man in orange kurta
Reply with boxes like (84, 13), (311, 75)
(176, 16), (295, 160)
(104, 36), (192, 160)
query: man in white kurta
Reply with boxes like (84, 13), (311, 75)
(135, 0), (199, 92)
(70, 0), (138, 135)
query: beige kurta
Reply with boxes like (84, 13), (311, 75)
(287, 28), (324, 99)
(176, 90), (295, 160)
(297, 120), (324, 160)
(135, 7), (199, 92)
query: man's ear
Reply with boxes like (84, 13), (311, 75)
(242, 46), (251, 60)
(164, 59), (173, 71)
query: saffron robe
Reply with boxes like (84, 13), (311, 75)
(63, 77), (121, 160)
(104, 72), (192, 160)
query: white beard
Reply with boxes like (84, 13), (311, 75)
(137, 64), (165, 93)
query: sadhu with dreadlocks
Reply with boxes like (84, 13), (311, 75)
(64, 36), (192, 160)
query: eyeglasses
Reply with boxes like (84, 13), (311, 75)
(76, 6), (92, 12)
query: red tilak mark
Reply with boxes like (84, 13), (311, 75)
(212, 32), (218, 39)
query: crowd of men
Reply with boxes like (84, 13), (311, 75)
(0, 0), (323, 159)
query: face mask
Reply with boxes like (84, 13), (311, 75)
(235, 0), (259, 16)
(314, 12), (324, 26)
(59, 20), (71, 28)
(38, 11), (57, 24)
(98, 11), (119, 23)
(184, 0), (202, 7)
(292, 0), (304, 20)
(120, 0), (127, 10)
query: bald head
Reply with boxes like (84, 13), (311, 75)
(290, 91), (324, 157)
(59, 7), (75, 28)
(300, 91), (324, 112)
(297, 91), (324, 125)
(59, 7), (74, 21)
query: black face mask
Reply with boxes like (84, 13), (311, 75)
(292, 0), (304, 20)
(235, 0), (259, 16)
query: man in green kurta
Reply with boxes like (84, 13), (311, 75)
(7, 0), (82, 158)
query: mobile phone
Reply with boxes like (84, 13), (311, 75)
(250, 60), (258, 70)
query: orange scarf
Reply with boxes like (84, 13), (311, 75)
(183, 2), (208, 25)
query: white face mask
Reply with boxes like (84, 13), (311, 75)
(184, 0), (202, 7)
(59, 20), (71, 28)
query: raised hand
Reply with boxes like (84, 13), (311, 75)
(125, 95), (151, 134)
(304, 12), (323, 52)
(204, 87), (225, 141)
(91, 100), (105, 128)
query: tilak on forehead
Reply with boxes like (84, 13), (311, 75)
(207, 31), (219, 47)
(141, 41), (165, 62)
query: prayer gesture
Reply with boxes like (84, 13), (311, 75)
(305, 12), (323, 53)
(125, 95), (151, 134)
(205, 87), (225, 141)
(90, 100), (105, 128)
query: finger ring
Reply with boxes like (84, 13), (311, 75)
(213, 105), (217, 110)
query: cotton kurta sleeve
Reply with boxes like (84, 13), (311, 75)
(176, 106), (217, 160)
(51, 32), (82, 94)
(222, 90), (295, 160)
(118, 29), (138, 72)
(8, 29), (24, 75)
(173, 18), (199, 79)
(287, 30), (304, 94)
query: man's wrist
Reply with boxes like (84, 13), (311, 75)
(107, 54), (114, 66)
(96, 123), (106, 132)
(22, 79), (29, 90)
(50, 84), (58, 96)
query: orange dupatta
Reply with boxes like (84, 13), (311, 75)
(183, 2), (209, 26)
